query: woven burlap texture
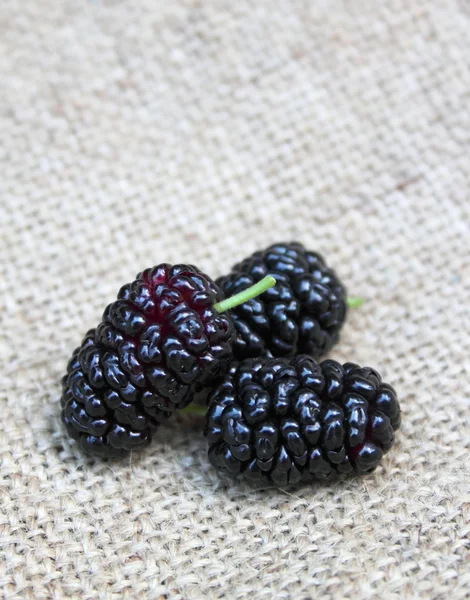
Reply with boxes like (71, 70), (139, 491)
(1, 1), (469, 599)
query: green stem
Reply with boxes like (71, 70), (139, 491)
(347, 296), (364, 309)
(214, 275), (276, 313)
(181, 404), (207, 417)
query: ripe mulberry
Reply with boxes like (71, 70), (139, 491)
(205, 356), (401, 485)
(61, 264), (236, 457)
(216, 242), (347, 359)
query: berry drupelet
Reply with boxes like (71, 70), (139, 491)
(216, 242), (348, 360)
(205, 356), (401, 486)
(61, 264), (239, 457)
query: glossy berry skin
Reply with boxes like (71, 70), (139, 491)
(216, 242), (347, 360)
(205, 356), (401, 486)
(61, 264), (235, 457)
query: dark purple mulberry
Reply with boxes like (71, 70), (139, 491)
(61, 264), (235, 457)
(216, 242), (347, 359)
(205, 356), (401, 486)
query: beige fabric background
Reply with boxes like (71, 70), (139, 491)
(1, 1), (469, 598)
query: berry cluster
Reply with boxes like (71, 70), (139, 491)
(216, 242), (347, 359)
(205, 356), (400, 485)
(61, 264), (234, 457)
(60, 242), (401, 486)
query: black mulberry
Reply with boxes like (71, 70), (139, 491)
(205, 356), (401, 485)
(61, 264), (236, 457)
(216, 242), (347, 359)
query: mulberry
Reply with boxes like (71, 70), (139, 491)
(61, 264), (236, 457)
(205, 356), (401, 486)
(216, 242), (347, 359)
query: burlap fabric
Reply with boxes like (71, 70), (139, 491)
(1, 1), (469, 598)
